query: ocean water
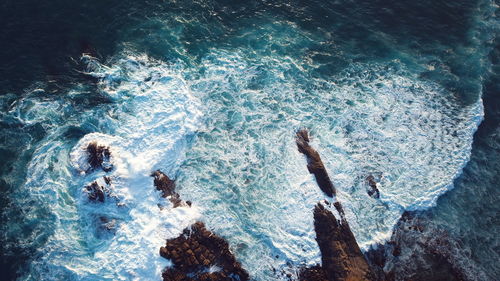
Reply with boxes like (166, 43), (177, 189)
(0, 0), (498, 280)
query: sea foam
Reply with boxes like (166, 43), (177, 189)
(17, 49), (482, 281)
(20, 54), (203, 281)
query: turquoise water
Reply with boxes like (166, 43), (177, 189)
(0, 0), (498, 280)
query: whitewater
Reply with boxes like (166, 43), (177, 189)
(6, 45), (482, 281)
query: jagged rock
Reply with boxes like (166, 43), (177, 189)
(103, 176), (111, 185)
(380, 212), (471, 281)
(366, 175), (380, 199)
(160, 221), (249, 281)
(313, 203), (374, 281)
(152, 170), (176, 197)
(86, 141), (112, 172)
(85, 181), (106, 202)
(298, 265), (328, 281)
(296, 129), (335, 197)
(152, 170), (186, 208)
(84, 177), (116, 203)
(296, 129), (373, 281)
(364, 245), (387, 281)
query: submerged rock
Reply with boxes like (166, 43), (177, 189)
(86, 141), (112, 172)
(95, 216), (118, 237)
(159, 221), (249, 281)
(296, 129), (335, 197)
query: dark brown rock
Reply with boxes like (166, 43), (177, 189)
(296, 129), (335, 197)
(298, 265), (328, 281)
(86, 141), (112, 172)
(160, 222), (249, 281)
(313, 203), (374, 281)
(103, 176), (111, 185)
(152, 170), (186, 208)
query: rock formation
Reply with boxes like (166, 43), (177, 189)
(159, 222), (249, 281)
(85, 181), (106, 202)
(366, 175), (380, 199)
(84, 176), (115, 203)
(152, 170), (186, 208)
(296, 129), (335, 197)
(312, 203), (374, 281)
(297, 129), (374, 281)
(154, 171), (248, 280)
(377, 212), (472, 281)
(86, 141), (112, 172)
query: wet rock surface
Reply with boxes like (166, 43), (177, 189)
(311, 203), (374, 281)
(86, 141), (112, 172)
(296, 129), (335, 197)
(159, 221), (249, 281)
(152, 170), (185, 208)
(378, 212), (473, 281)
(296, 129), (374, 281)
(83, 176), (116, 203)
(85, 179), (114, 202)
(366, 175), (380, 199)
(298, 265), (328, 281)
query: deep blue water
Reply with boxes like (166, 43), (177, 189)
(0, 0), (498, 280)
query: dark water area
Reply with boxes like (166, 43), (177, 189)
(427, 38), (500, 280)
(0, 0), (498, 280)
(0, 0), (485, 95)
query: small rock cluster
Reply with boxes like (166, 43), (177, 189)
(86, 141), (112, 172)
(160, 222), (249, 281)
(85, 181), (107, 202)
(152, 170), (189, 208)
(298, 265), (328, 281)
(84, 176), (114, 203)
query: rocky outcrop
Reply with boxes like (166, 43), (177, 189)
(85, 181), (106, 202)
(86, 141), (112, 172)
(297, 203), (375, 281)
(296, 129), (335, 197)
(84, 176), (116, 203)
(377, 212), (473, 281)
(298, 265), (328, 281)
(159, 222), (249, 281)
(296, 129), (374, 281)
(313, 203), (374, 281)
(366, 176), (380, 199)
(152, 170), (187, 208)
(155, 171), (246, 280)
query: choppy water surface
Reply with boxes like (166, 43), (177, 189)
(0, 0), (498, 280)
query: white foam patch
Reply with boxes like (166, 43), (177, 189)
(19, 54), (203, 280)
(16, 49), (482, 281)
(173, 50), (482, 279)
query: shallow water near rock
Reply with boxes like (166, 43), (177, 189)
(0, 0), (498, 280)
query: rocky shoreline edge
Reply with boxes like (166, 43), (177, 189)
(81, 131), (471, 281)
